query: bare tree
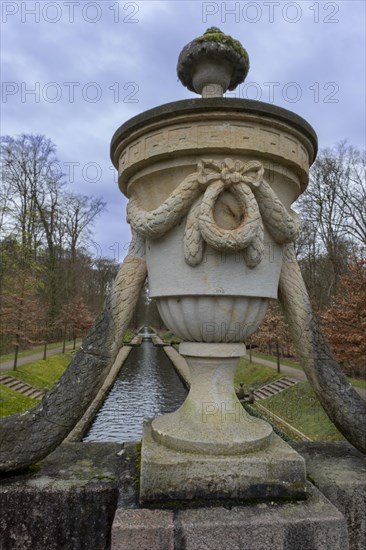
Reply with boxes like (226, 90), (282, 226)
(0, 135), (61, 253)
(295, 142), (365, 304)
(62, 192), (106, 261)
(334, 144), (366, 246)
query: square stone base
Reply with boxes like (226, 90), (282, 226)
(114, 483), (349, 550)
(140, 420), (306, 503)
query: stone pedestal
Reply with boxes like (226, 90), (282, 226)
(140, 420), (306, 503)
(140, 342), (306, 503)
(151, 343), (272, 455)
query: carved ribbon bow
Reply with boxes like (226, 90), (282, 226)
(185, 159), (265, 267)
(127, 157), (300, 269)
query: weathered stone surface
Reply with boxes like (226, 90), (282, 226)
(151, 343), (273, 456)
(113, 469), (349, 550)
(175, 483), (348, 550)
(111, 509), (174, 550)
(110, 99), (318, 190)
(1, 441), (362, 549)
(0, 443), (123, 550)
(293, 442), (366, 550)
(177, 29), (250, 95)
(140, 420), (306, 503)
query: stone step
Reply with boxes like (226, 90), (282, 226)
(0, 375), (44, 400)
(278, 377), (297, 387)
(259, 387), (277, 397)
(0, 375), (14, 383)
(254, 390), (276, 401)
(254, 390), (271, 400)
(270, 380), (292, 391)
(7, 381), (25, 390)
(253, 377), (298, 401)
(22, 388), (44, 399)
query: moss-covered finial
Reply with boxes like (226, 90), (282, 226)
(177, 29), (249, 97)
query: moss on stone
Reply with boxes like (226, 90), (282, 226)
(28, 463), (42, 473)
(135, 441), (142, 487)
(195, 27), (248, 62)
(93, 474), (116, 481)
(307, 473), (317, 486)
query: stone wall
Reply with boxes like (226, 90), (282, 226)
(0, 441), (365, 550)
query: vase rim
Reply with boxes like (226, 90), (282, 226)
(110, 97), (318, 168)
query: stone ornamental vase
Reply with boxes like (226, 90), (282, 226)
(111, 29), (317, 502)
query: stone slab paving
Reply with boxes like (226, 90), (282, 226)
(112, 442), (366, 550)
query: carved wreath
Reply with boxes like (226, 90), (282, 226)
(127, 158), (300, 268)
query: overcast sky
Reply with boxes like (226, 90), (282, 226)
(1, 0), (365, 261)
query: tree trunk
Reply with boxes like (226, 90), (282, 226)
(276, 341), (281, 373)
(13, 344), (19, 371)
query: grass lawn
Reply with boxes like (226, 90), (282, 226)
(161, 331), (181, 345)
(260, 381), (345, 441)
(0, 384), (40, 416)
(1, 352), (73, 391)
(122, 329), (136, 344)
(234, 359), (283, 391)
(346, 376), (366, 389)
(234, 359), (347, 441)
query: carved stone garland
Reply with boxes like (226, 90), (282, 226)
(127, 158), (301, 264)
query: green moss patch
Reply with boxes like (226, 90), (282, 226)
(122, 329), (135, 344)
(161, 331), (181, 345)
(195, 27), (248, 61)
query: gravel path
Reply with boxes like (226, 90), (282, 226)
(0, 344), (78, 372)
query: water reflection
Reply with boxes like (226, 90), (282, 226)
(83, 341), (187, 442)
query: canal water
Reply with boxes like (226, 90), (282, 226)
(83, 336), (187, 443)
